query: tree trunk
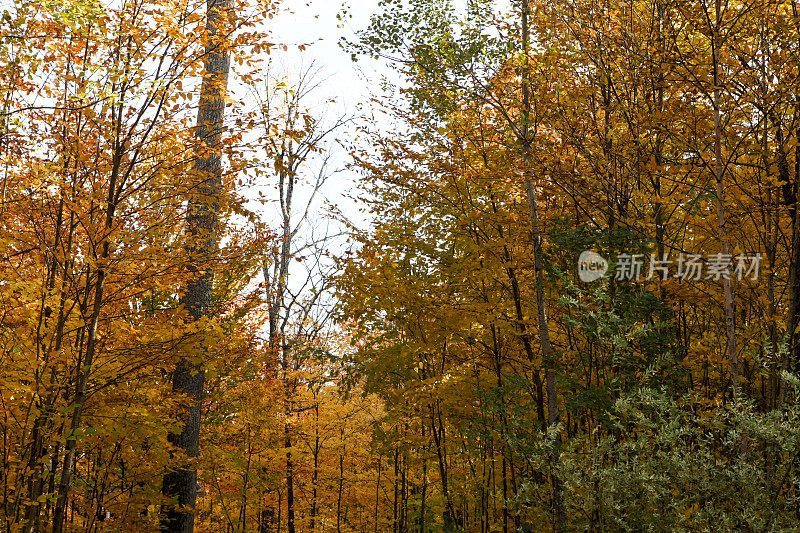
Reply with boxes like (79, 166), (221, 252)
(430, 402), (456, 528)
(520, 1), (566, 530)
(52, 139), (121, 533)
(285, 426), (295, 533)
(161, 0), (232, 530)
(337, 433), (345, 533)
(310, 402), (319, 532)
(711, 0), (740, 402)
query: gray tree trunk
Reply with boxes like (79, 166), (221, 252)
(520, 1), (566, 530)
(161, 0), (232, 530)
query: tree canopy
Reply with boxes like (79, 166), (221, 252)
(3, 0), (800, 531)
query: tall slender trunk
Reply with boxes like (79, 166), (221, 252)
(711, 0), (739, 401)
(337, 432), (345, 533)
(52, 125), (122, 533)
(161, 0), (232, 530)
(25, 199), (72, 533)
(782, 98), (800, 403)
(285, 421), (295, 533)
(52, 232), (111, 533)
(392, 448), (399, 533)
(652, 0), (668, 301)
(420, 418), (427, 533)
(790, 3), (800, 386)
(430, 402), (456, 528)
(283, 344), (296, 533)
(240, 427), (252, 533)
(374, 454), (381, 533)
(520, 0), (566, 530)
(310, 402), (319, 532)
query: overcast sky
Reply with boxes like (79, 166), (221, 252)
(268, 0), (384, 119)
(246, 0), (390, 232)
(231, 0), (389, 301)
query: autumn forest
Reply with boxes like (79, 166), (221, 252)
(2, 0), (800, 531)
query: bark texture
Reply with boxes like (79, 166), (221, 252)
(161, 0), (232, 530)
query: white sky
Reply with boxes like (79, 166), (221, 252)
(248, 0), (387, 232)
(269, 0), (383, 102)
(232, 0), (387, 310)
